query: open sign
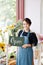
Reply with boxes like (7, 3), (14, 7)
(9, 36), (24, 46)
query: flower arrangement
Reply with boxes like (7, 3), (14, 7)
(0, 20), (23, 53)
(11, 20), (23, 36)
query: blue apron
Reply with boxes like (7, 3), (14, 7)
(16, 31), (33, 65)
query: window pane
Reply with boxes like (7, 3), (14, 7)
(0, 0), (16, 29)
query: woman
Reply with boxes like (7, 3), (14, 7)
(16, 18), (38, 65)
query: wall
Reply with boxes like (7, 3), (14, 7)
(24, 0), (41, 33)
(40, 0), (43, 34)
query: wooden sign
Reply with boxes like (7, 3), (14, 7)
(9, 36), (24, 46)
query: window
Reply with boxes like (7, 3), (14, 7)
(0, 0), (16, 65)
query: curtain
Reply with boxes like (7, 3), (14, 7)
(16, 0), (24, 21)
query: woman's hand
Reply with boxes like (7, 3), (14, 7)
(22, 44), (31, 48)
(22, 44), (27, 48)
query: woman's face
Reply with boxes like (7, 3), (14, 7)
(23, 21), (30, 30)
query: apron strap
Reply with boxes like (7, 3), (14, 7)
(20, 30), (24, 36)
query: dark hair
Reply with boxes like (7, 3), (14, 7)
(23, 18), (32, 26)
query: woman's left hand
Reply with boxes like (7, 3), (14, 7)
(22, 44), (31, 48)
(22, 44), (28, 48)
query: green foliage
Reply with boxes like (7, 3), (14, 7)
(8, 52), (16, 60)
